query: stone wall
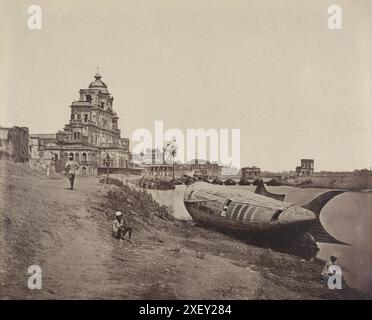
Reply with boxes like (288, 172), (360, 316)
(0, 126), (29, 163)
(97, 167), (143, 176)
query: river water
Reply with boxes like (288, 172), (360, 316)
(147, 184), (372, 293)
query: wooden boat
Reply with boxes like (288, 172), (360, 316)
(183, 182), (348, 250)
(139, 175), (175, 190)
(212, 178), (223, 185)
(266, 178), (282, 186)
(171, 178), (184, 185)
(252, 178), (260, 186)
(224, 178), (237, 185)
(238, 179), (251, 186)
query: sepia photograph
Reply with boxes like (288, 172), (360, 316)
(0, 0), (371, 308)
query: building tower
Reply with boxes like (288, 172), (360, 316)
(57, 71), (130, 174)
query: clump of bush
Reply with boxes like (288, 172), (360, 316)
(106, 184), (174, 221)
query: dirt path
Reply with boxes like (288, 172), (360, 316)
(0, 162), (116, 298)
(0, 161), (366, 299)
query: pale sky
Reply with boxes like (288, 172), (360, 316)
(0, 0), (371, 171)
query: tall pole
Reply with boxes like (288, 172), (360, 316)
(172, 148), (176, 181)
(105, 154), (110, 184)
(172, 157), (175, 180)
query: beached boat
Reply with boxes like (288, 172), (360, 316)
(183, 181), (348, 250)
(238, 179), (251, 186)
(212, 178), (223, 185)
(224, 178), (237, 185)
(266, 178), (282, 186)
(139, 175), (175, 190)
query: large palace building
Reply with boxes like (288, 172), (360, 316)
(29, 72), (131, 175)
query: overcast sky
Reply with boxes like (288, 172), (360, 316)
(0, 0), (371, 171)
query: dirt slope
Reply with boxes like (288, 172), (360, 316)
(0, 160), (366, 299)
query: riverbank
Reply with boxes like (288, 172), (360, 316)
(0, 160), (369, 299)
(283, 175), (372, 191)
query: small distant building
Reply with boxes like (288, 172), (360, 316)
(241, 166), (261, 179)
(221, 166), (238, 176)
(170, 160), (221, 179)
(296, 159), (314, 176)
(189, 159), (221, 178)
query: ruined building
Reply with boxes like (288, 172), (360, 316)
(296, 159), (314, 176)
(241, 166), (261, 179)
(30, 72), (131, 175)
(0, 126), (29, 163)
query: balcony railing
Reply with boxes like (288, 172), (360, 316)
(78, 160), (96, 165)
(70, 120), (96, 125)
(99, 143), (120, 148)
(71, 101), (93, 107)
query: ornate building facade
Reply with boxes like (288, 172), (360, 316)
(30, 72), (130, 175)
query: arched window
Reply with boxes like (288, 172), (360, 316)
(69, 153), (74, 160)
(86, 95), (92, 103)
(75, 153), (80, 162)
(82, 152), (87, 163)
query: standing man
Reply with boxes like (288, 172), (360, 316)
(321, 253), (338, 280)
(65, 156), (80, 190)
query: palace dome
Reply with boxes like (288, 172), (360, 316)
(89, 72), (107, 89)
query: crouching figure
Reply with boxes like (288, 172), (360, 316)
(112, 211), (133, 241)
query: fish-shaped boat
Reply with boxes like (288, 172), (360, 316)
(183, 181), (348, 250)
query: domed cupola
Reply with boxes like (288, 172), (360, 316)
(89, 72), (107, 89)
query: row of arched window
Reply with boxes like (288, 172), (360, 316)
(63, 152), (90, 163)
(62, 152), (127, 167)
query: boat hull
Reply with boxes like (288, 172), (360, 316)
(185, 201), (319, 253)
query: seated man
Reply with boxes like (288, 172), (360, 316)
(112, 211), (123, 239)
(220, 205), (228, 217)
(112, 211), (134, 241)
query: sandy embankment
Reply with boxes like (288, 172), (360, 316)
(284, 175), (372, 191)
(0, 161), (367, 299)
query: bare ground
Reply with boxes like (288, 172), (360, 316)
(0, 160), (367, 299)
